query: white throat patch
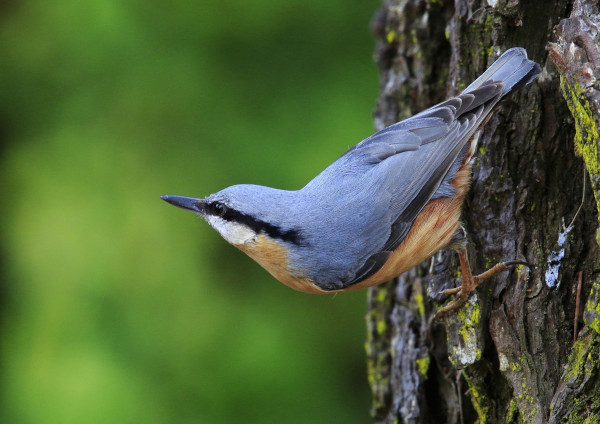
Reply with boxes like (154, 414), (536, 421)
(204, 215), (257, 245)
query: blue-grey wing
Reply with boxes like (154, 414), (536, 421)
(343, 83), (504, 284)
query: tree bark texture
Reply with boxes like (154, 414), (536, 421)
(365, 1), (600, 423)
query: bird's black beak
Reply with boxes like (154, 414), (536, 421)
(160, 195), (204, 213)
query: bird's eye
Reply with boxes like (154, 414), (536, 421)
(209, 201), (227, 217)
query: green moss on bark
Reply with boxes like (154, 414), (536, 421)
(559, 76), (600, 245)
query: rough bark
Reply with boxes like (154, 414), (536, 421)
(365, 1), (600, 423)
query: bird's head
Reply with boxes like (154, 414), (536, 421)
(161, 184), (302, 246)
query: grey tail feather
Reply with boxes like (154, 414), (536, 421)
(463, 47), (541, 97)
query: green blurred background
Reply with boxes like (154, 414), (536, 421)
(0, 1), (381, 422)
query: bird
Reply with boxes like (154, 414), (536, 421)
(161, 47), (540, 320)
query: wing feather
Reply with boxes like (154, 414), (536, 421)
(343, 84), (502, 285)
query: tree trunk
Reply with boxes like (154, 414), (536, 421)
(365, 1), (600, 423)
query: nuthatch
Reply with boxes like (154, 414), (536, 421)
(162, 47), (540, 319)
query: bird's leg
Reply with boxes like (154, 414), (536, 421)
(437, 226), (470, 298)
(431, 228), (527, 323)
(433, 246), (477, 321)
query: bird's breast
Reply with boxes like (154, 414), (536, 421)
(234, 233), (326, 294)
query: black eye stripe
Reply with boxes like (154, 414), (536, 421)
(205, 202), (303, 246)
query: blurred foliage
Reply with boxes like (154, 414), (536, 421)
(0, 1), (379, 423)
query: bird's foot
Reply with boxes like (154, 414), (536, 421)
(429, 253), (529, 327)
